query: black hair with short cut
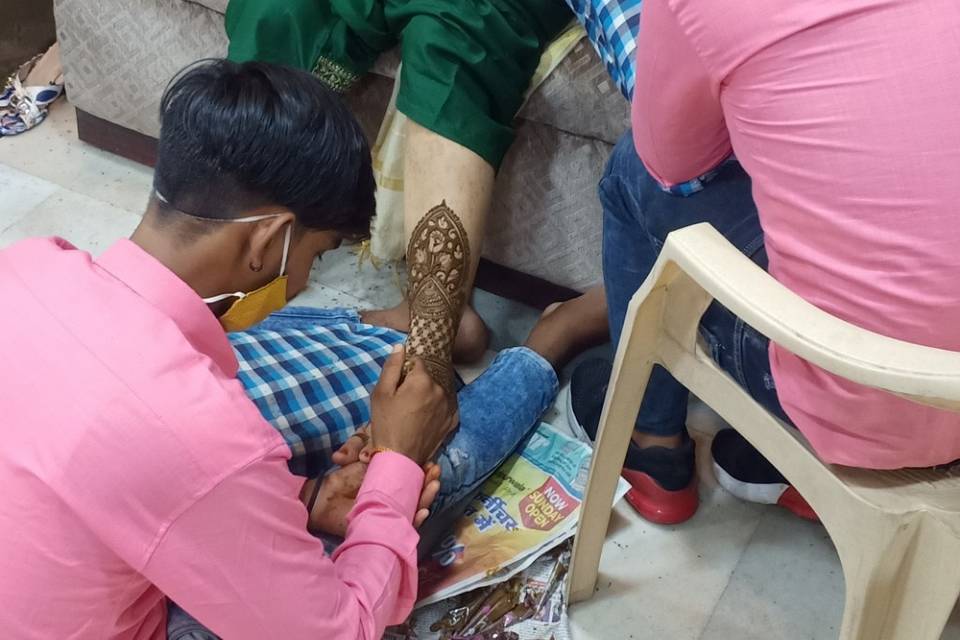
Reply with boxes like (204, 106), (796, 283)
(153, 59), (374, 235)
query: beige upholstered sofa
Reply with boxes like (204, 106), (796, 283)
(53, 0), (631, 298)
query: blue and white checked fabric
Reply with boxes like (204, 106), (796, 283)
(565, 0), (643, 99)
(662, 155), (739, 196)
(566, 0), (734, 195)
(229, 317), (404, 478)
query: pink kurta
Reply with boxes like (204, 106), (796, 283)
(633, 0), (960, 468)
(0, 237), (423, 639)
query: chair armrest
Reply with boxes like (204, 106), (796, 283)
(658, 224), (960, 409)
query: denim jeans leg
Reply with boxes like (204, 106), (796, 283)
(417, 346), (559, 556)
(601, 132), (765, 437)
(432, 347), (559, 513)
(167, 602), (220, 640)
(601, 136), (691, 437)
(700, 304), (792, 424)
(241, 307), (559, 507)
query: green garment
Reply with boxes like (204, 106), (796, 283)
(225, 0), (571, 168)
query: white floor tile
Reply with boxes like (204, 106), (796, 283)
(310, 243), (407, 310)
(699, 509), (843, 640)
(0, 187), (141, 255)
(569, 485), (765, 640)
(0, 164), (59, 233)
(0, 100), (154, 214)
(291, 280), (369, 310)
(569, 429), (767, 640)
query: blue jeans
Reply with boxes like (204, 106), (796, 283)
(600, 132), (790, 436)
(249, 307), (559, 516)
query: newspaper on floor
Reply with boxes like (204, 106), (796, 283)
(414, 422), (630, 607)
(387, 543), (575, 640)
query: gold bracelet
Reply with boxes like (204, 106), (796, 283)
(368, 446), (394, 459)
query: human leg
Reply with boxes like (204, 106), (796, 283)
(699, 305), (819, 519)
(525, 285), (610, 367)
(358, 131), (491, 365)
(231, 303), (587, 524)
(225, 0), (395, 90)
(429, 285), (611, 505)
(366, 0), (572, 370)
(401, 199), (476, 394)
(571, 132), (764, 523)
(602, 135), (766, 422)
(390, 0), (570, 171)
(599, 134), (694, 445)
(415, 285), (611, 553)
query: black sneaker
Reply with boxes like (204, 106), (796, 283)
(711, 429), (817, 521)
(567, 359), (699, 524)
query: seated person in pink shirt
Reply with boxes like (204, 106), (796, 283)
(0, 60), (607, 640)
(568, 0), (960, 525)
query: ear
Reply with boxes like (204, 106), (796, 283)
(245, 212), (297, 271)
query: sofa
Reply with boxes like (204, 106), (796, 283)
(53, 0), (631, 300)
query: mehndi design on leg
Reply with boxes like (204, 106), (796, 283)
(403, 201), (471, 394)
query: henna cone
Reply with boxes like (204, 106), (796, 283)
(403, 201), (471, 394)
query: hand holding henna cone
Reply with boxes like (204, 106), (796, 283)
(403, 201), (471, 395)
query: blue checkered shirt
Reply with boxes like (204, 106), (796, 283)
(229, 322), (404, 478)
(565, 0), (642, 100)
(565, 0), (735, 196)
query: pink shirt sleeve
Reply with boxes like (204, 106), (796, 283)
(631, 0), (732, 186)
(143, 449), (423, 640)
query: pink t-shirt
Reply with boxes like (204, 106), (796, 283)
(633, 0), (960, 468)
(0, 237), (423, 639)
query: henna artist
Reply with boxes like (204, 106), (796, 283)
(0, 56), (617, 640)
(0, 61), (458, 640)
(225, 0), (574, 364)
(159, 282), (608, 640)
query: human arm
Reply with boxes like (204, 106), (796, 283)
(632, 0), (732, 186)
(145, 348), (455, 639)
(309, 346), (455, 535)
(302, 459), (442, 536)
(145, 450), (422, 640)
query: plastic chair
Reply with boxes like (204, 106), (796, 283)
(567, 223), (960, 640)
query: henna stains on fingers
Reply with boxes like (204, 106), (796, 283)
(403, 201), (471, 394)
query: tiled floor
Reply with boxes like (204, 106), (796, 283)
(3, 100), (959, 639)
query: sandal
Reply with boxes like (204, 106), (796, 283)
(1, 43), (64, 137)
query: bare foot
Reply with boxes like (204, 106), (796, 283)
(361, 300), (489, 364)
(524, 285), (609, 370)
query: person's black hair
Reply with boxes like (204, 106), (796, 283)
(153, 59), (374, 235)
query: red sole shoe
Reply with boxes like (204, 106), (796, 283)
(712, 460), (820, 522)
(621, 468), (699, 525)
(776, 486), (819, 522)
